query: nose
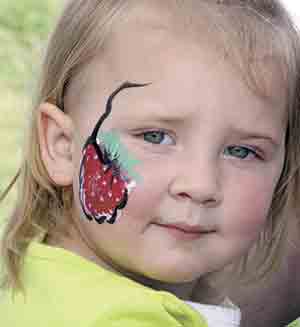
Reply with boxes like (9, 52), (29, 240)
(168, 151), (223, 207)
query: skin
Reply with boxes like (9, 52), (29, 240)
(38, 2), (287, 301)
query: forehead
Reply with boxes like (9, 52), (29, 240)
(67, 0), (287, 126)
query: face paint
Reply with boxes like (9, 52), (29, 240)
(79, 81), (148, 224)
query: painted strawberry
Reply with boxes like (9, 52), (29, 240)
(79, 81), (148, 224)
(79, 136), (137, 224)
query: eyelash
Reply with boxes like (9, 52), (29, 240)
(134, 129), (176, 146)
(223, 145), (264, 161)
(133, 130), (264, 160)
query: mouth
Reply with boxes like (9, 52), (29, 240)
(153, 222), (215, 240)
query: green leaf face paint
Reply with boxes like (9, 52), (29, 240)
(97, 130), (142, 183)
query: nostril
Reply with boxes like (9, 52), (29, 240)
(202, 197), (219, 207)
(178, 192), (191, 199)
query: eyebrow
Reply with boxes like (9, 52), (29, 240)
(128, 111), (283, 147)
(116, 90), (285, 147)
(127, 109), (283, 140)
(231, 127), (284, 148)
(127, 114), (187, 125)
(124, 101), (191, 124)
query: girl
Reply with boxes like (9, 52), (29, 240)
(1, 0), (300, 326)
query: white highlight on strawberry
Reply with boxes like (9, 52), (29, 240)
(127, 180), (137, 194)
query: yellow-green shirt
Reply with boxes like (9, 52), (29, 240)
(0, 242), (207, 327)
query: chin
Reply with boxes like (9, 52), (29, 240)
(144, 267), (202, 284)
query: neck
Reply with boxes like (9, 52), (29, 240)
(119, 270), (198, 300)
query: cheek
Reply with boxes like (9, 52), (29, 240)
(122, 163), (169, 221)
(228, 177), (277, 238)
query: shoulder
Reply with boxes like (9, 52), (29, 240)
(88, 288), (208, 327)
(2, 243), (207, 326)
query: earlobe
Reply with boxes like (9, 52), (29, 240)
(38, 103), (75, 186)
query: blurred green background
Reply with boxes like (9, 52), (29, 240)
(0, 0), (60, 224)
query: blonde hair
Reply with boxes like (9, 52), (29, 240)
(1, 0), (300, 291)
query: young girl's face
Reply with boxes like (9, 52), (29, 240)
(66, 9), (287, 283)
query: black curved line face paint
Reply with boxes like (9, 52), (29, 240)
(79, 81), (149, 224)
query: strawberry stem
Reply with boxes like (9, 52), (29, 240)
(89, 81), (150, 143)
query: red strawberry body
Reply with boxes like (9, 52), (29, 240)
(79, 142), (132, 224)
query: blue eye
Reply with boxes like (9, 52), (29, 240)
(224, 146), (259, 159)
(142, 131), (174, 145)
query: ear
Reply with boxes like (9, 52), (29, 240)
(38, 103), (75, 186)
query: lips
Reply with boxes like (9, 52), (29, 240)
(156, 223), (202, 234)
(154, 222), (215, 235)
